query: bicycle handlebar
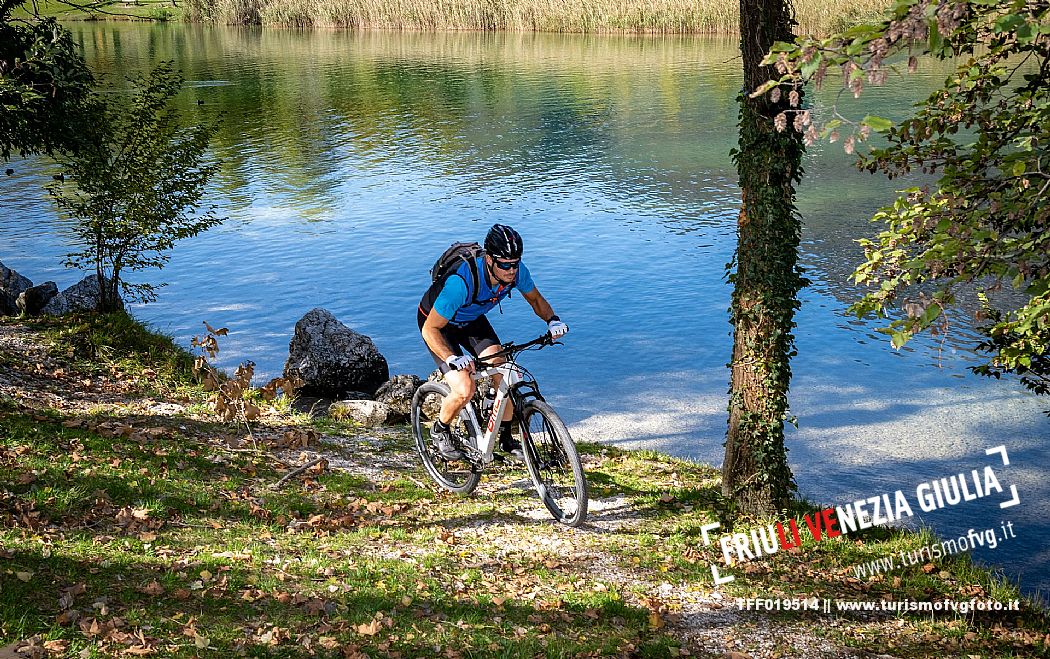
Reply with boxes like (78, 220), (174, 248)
(472, 332), (556, 368)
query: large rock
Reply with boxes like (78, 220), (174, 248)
(0, 261), (32, 316)
(283, 308), (389, 398)
(42, 275), (122, 315)
(41, 293), (70, 316)
(16, 281), (58, 316)
(63, 274), (120, 312)
(375, 374), (423, 419)
(329, 399), (390, 427)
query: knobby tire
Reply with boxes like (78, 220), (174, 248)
(411, 381), (481, 495)
(519, 399), (588, 526)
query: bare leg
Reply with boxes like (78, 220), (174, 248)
(477, 344), (513, 422)
(439, 367), (475, 425)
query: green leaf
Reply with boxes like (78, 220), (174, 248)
(861, 115), (894, 132)
(920, 304), (942, 326)
(768, 41), (798, 53)
(1012, 161), (1027, 176)
(890, 331), (909, 349)
(1026, 279), (1050, 297)
(993, 13), (1026, 33)
(749, 79), (780, 99)
(841, 23), (881, 40)
(799, 51), (822, 79)
(927, 21), (942, 53)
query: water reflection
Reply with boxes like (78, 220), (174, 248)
(0, 25), (1045, 599)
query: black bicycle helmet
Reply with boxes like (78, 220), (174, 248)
(484, 224), (524, 260)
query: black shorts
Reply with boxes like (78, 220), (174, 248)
(417, 310), (501, 373)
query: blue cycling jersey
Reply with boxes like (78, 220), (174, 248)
(433, 256), (535, 326)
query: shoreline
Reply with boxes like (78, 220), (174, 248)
(22, 0), (890, 36)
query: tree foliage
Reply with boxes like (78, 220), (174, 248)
(760, 0), (1049, 400)
(0, 0), (95, 160)
(49, 62), (223, 311)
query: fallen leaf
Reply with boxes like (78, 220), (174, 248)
(648, 610), (665, 629)
(58, 591), (75, 610)
(318, 637), (340, 650)
(15, 571), (33, 582)
(43, 639), (69, 655)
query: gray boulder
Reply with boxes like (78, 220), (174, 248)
(283, 308), (389, 398)
(342, 391), (373, 401)
(41, 293), (70, 316)
(0, 262), (32, 316)
(329, 399), (390, 427)
(375, 374), (423, 419)
(16, 281), (58, 316)
(42, 275), (122, 315)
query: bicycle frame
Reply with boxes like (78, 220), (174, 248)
(457, 360), (522, 465)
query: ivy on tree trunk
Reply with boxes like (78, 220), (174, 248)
(723, 0), (807, 517)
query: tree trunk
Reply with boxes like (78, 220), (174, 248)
(722, 0), (806, 517)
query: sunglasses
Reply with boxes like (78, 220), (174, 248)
(494, 259), (520, 271)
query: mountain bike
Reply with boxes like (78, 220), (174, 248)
(410, 333), (588, 527)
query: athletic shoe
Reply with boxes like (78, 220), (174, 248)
(431, 421), (466, 460)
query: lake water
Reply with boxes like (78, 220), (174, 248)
(1, 24), (1046, 601)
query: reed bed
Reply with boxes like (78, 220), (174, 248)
(185, 0), (890, 35)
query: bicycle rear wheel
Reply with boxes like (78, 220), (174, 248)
(519, 400), (588, 526)
(411, 381), (481, 495)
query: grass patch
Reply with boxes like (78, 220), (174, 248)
(25, 311), (196, 387)
(12, 0), (185, 21)
(15, 0), (887, 34)
(0, 315), (1047, 657)
(0, 408), (678, 656)
(184, 0), (890, 34)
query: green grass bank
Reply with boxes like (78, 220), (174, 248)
(1, 313), (1047, 658)
(25, 0), (889, 34)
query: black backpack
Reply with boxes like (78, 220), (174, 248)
(430, 242), (484, 304)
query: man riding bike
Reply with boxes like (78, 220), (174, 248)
(417, 224), (568, 461)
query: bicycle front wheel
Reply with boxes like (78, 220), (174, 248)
(411, 381), (481, 496)
(519, 400), (588, 526)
